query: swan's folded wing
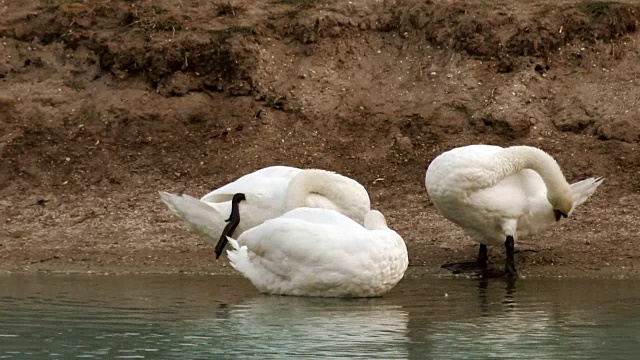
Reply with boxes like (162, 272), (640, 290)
(427, 145), (505, 195)
(278, 208), (365, 232)
(465, 169), (548, 216)
(466, 181), (530, 219)
(239, 218), (367, 278)
(201, 166), (302, 202)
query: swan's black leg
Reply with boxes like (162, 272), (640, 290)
(477, 243), (489, 268)
(214, 193), (246, 259)
(475, 236), (518, 278)
(441, 244), (490, 274)
(440, 238), (518, 278)
(504, 235), (517, 276)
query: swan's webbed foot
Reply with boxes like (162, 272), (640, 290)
(441, 261), (487, 274)
(441, 244), (490, 274)
(444, 239), (518, 278)
(470, 237), (517, 278)
(214, 193), (246, 259)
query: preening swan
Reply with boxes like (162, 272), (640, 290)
(159, 166), (371, 258)
(425, 145), (603, 277)
(226, 208), (409, 297)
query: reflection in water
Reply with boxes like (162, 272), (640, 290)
(0, 275), (409, 359)
(0, 274), (639, 359)
(183, 297), (410, 358)
(413, 277), (640, 360)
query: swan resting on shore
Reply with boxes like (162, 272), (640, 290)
(159, 166), (371, 258)
(226, 207), (409, 297)
(425, 145), (604, 277)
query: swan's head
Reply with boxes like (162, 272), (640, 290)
(364, 210), (388, 230)
(548, 193), (572, 221)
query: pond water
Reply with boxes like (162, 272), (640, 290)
(0, 273), (639, 359)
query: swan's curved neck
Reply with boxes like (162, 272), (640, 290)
(499, 146), (570, 197)
(284, 169), (371, 224)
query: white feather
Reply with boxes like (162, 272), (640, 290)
(159, 166), (372, 247)
(425, 145), (603, 246)
(226, 208), (408, 298)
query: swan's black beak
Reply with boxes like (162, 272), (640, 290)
(215, 193), (246, 259)
(554, 209), (568, 222)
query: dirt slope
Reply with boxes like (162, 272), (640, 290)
(0, 0), (639, 277)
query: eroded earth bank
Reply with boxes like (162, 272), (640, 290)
(1, 0), (639, 277)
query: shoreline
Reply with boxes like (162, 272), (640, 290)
(1, 262), (637, 280)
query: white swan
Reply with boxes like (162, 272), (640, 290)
(159, 166), (371, 258)
(425, 145), (603, 276)
(226, 208), (409, 297)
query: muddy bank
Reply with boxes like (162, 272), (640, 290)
(0, 0), (639, 277)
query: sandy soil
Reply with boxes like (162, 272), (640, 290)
(1, 0), (639, 277)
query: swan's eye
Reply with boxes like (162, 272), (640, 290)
(553, 209), (568, 221)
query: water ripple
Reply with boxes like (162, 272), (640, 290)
(0, 275), (638, 359)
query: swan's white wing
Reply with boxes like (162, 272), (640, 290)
(443, 169), (551, 243)
(236, 212), (403, 291)
(468, 170), (601, 239)
(201, 166), (302, 203)
(237, 219), (364, 290)
(467, 169), (545, 215)
(443, 144), (504, 157)
(427, 146), (556, 242)
(500, 170), (557, 237)
(159, 191), (230, 246)
(239, 215), (367, 261)
(277, 208), (365, 232)
(426, 145), (504, 197)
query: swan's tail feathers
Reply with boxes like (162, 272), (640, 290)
(158, 191), (224, 247)
(569, 177), (604, 212)
(226, 237), (250, 273)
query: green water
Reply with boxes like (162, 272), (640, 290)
(0, 274), (639, 359)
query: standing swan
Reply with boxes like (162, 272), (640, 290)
(425, 145), (603, 277)
(226, 208), (409, 297)
(159, 166), (371, 258)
